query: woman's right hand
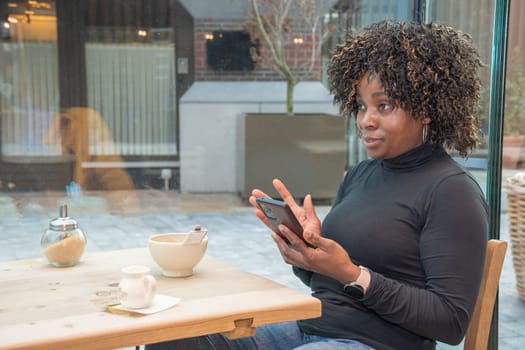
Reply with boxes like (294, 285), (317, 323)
(249, 178), (321, 252)
(248, 178), (306, 231)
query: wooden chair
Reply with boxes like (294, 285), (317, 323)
(463, 239), (508, 350)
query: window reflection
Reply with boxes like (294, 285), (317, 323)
(2, 0), (505, 194)
(0, 0), (180, 195)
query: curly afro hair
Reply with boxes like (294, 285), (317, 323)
(328, 19), (484, 157)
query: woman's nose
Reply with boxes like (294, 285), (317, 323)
(357, 109), (377, 129)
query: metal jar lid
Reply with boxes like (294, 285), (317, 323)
(49, 204), (78, 231)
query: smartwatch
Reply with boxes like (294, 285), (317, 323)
(343, 266), (370, 299)
(343, 282), (364, 299)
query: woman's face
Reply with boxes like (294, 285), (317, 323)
(355, 74), (428, 159)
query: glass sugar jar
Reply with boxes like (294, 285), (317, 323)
(41, 204), (87, 267)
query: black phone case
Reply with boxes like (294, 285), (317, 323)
(255, 197), (305, 244)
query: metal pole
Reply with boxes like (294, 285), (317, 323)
(486, 0), (511, 349)
(414, 0), (425, 23)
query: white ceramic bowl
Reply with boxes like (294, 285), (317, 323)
(148, 233), (208, 277)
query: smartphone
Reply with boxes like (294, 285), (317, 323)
(255, 197), (309, 246)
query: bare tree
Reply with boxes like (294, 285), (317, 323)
(244, 0), (336, 116)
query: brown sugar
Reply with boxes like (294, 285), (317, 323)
(43, 234), (86, 266)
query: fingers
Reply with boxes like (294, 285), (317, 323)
(252, 178), (296, 209)
(251, 188), (269, 199)
(302, 194), (321, 232)
(272, 179), (305, 219)
(248, 188), (270, 210)
(272, 179), (295, 204)
(278, 224), (313, 251)
(248, 188), (271, 208)
(248, 195), (258, 208)
(249, 190), (275, 232)
(271, 231), (305, 267)
(303, 194), (316, 219)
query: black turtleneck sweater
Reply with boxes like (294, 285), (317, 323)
(295, 145), (488, 350)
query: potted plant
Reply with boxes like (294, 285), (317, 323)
(244, 0), (335, 116)
(239, 0), (347, 201)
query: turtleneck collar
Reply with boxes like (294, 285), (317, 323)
(381, 144), (445, 171)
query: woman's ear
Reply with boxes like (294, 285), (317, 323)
(422, 117), (431, 125)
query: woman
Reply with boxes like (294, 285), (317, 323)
(147, 19), (488, 350)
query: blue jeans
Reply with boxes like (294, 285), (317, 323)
(145, 322), (375, 350)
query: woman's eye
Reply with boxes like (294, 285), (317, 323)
(378, 103), (394, 112)
(357, 103), (366, 112)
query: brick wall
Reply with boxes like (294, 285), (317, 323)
(194, 18), (322, 82)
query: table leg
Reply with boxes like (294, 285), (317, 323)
(221, 318), (256, 339)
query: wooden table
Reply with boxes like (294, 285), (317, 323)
(0, 248), (321, 350)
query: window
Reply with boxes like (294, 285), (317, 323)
(206, 31), (256, 71)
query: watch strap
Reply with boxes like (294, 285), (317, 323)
(344, 266), (370, 295)
(353, 266), (370, 294)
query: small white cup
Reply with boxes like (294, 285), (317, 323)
(118, 265), (157, 309)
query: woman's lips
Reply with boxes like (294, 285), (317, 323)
(363, 136), (383, 148)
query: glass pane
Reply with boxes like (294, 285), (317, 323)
(427, 0), (494, 192)
(429, 0), (525, 349)
(1, 16), (60, 157)
(500, 1), (525, 350)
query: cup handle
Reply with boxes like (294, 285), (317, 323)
(143, 275), (157, 304)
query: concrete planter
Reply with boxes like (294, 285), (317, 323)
(179, 81), (340, 193)
(240, 113), (347, 202)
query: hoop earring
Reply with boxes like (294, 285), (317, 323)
(422, 124), (429, 143)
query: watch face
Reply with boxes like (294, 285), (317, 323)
(344, 283), (364, 299)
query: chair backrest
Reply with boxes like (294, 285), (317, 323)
(463, 239), (508, 350)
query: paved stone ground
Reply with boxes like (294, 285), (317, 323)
(0, 187), (524, 349)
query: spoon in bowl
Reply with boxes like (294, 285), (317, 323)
(182, 225), (208, 245)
